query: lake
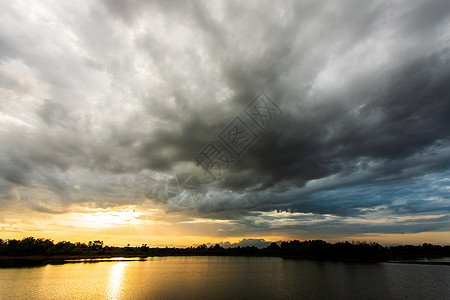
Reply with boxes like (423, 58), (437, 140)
(0, 256), (449, 299)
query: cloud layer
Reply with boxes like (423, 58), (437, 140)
(1, 0), (449, 241)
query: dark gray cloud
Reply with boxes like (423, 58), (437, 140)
(0, 0), (449, 238)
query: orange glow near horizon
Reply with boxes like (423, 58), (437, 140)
(2, 230), (450, 248)
(1, 205), (449, 247)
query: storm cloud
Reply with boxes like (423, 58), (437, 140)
(0, 0), (449, 240)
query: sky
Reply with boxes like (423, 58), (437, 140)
(0, 0), (449, 247)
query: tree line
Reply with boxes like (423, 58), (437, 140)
(1, 237), (449, 261)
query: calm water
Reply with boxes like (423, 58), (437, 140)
(0, 256), (449, 299)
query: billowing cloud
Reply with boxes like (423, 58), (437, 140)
(0, 0), (449, 243)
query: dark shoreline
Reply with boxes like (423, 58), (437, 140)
(2, 237), (449, 268)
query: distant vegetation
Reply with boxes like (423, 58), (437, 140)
(1, 237), (449, 262)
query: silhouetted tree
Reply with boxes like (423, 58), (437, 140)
(267, 242), (280, 250)
(213, 244), (223, 250)
(0, 236), (449, 261)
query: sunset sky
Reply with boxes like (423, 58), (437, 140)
(1, 0), (449, 247)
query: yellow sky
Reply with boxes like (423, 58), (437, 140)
(1, 204), (449, 247)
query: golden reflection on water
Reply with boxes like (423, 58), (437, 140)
(107, 262), (127, 299)
(0, 257), (447, 299)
